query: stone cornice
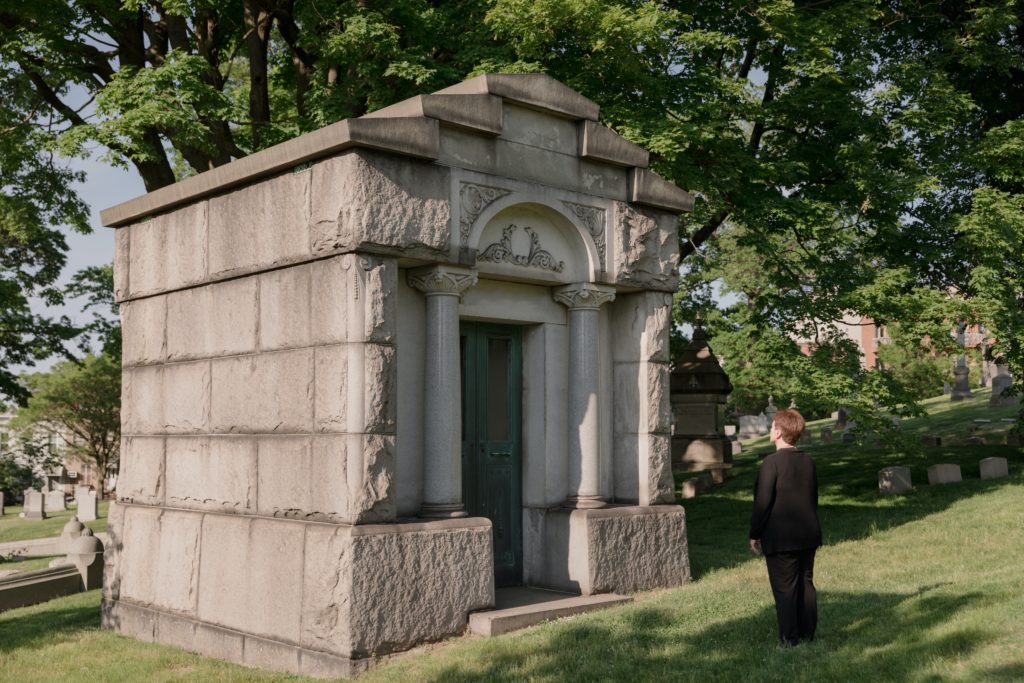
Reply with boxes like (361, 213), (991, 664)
(553, 283), (617, 310)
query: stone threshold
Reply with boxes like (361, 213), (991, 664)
(468, 587), (631, 637)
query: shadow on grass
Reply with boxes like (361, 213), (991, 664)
(682, 445), (1024, 580)
(415, 587), (990, 682)
(0, 590), (99, 652)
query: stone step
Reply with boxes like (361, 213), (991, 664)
(469, 587), (631, 637)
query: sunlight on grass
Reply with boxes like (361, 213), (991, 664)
(0, 501), (109, 546)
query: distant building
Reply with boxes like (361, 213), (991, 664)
(0, 412), (108, 494)
(793, 315), (889, 370)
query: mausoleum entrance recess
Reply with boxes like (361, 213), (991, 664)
(460, 322), (523, 587)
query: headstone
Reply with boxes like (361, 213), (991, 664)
(951, 360), (972, 401)
(799, 430), (812, 445)
(979, 457), (1009, 479)
(921, 435), (943, 447)
(23, 489), (46, 520)
(990, 364), (1017, 407)
(731, 441), (743, 456)
(836, 406), (849, 429)
(891, 416), (901, 429)
(738, 413), (770, 439)
(878, 466), (912, 495)
(45, 490), (67, 512)
(1001, 417), (1017, 423)
(1007, 433), (1022, 447)
(764, 396), (778, 424)
(973, 419), (992, 424)
(965, 436), (987, 445)
(76, 490), (99, 522)
(820, 428), (833, 444)
(0, 491), (4, 516)
(724, 425), (737, 437)
(943, 381), (951, 395)
(927, 463), (962, 485)
(841, 429), (856, 443)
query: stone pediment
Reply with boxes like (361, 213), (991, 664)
(101, 74), (692, 227)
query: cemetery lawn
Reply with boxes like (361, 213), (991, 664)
(0, 501), (109, 545)
(1, 393), (1022, 682)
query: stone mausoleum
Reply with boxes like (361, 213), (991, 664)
(102, 74), (693, 677)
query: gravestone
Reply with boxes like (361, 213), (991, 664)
(799, 430), (812, 445)
(724, 425), (736, 437)
(943, 381), (951, 395)
(921, 435), (943, 447)
(950, 361), (972, 402)
(965, 436), (987, 445)
(820, 428), (833, 444)
(764, 396), (778, 424)
(878, 466), (912, 495)
(927, 464), (962, 485)
(1008, 433), (1022, 447)
(979, 457), (1009, 479)
(738, 413), (769, 439)
(990, 365), (1017, 407)
(836, 406), (849, 429)
(0, 491), (4, 516)
(45, 490), (67, 512)
(23, 489), (45, 520)
(76, 490), (99, 522)
(670, 326), (733, 469)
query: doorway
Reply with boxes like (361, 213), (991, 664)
(460, 322), (523, 587)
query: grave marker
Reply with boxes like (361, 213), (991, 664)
(878, 466), (912, 495)
(927, 464), (962, 485)
(76, 490), (99, 522)
(23, 489), (45, 520)
(979, 457), (1009, 479)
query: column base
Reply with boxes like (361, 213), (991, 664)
(563, 496), (607, 510)
(419, 503), (469, 519)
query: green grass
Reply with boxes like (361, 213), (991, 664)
(0, 555), (62, 574)
(0, 501), (109, 546)
(1, 395), (1022, 682)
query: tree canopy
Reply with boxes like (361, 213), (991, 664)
(0, 0), (1021, 427)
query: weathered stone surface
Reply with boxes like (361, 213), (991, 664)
(195, 514), (251, 633)
(579, 120), (650, 168)
(640, 433), (674, 505)
(301, 523), (353, 654)
(127, 202), (207, 298)
(117, 437), (165, 505)
(118, 506), (202, 614)
(120, 296), (166, 366)
(502, 104), (578, 156)
(921, 435), (943, 447)
(166, 278), (258, 360)
(114, 227), (130, 301)
(121, 365), (161, 435)
(259, 265), (311, 351)
(348, 434), (396, 523)
(162, 361), (212, 434)
(76, 490), (99, 522)
(208, 170), (311, 279)
(365, 344), (397, 433)
(346, 520), (493, 657)
(165, 437), (256, 513)
(310, 151), (451, 257)
(102, 502), (124, 602)
(927, 463), (962, 485)
(612, 202), (680, 291)
(313, 344), (395, 434)
(257, 435), (345, 522)
(210, 350), (313, 433)
(629, 168), (694, 213)
(364, 93), (503, 135)
(979, 456), (1009, 479)
(313, 346), (347, 432)
(244, 634), (301, 672)
(574, 506), (689, 595)
(878, 466), (912, 495)
(437, 73), (600, 121)
(46, 490), (67, 511)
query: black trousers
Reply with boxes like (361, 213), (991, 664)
(765, 548), (817, 645)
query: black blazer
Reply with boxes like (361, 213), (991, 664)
(749, 447), (822, 555)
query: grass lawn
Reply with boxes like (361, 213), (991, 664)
(1, 393), (1021, 682)
(0, 500), (109, 546)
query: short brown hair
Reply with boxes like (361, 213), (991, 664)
(773, 409), (805, 445)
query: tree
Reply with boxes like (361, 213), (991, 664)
(12, 353), (121, 497)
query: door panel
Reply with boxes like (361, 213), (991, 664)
(461, 323), (523, 587)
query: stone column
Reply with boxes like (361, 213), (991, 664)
(409, 265), (478, 518)
(554, 283), (616, 508)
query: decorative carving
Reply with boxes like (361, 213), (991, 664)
(562, 201), (606, 269)
(553, 283), (617, 309)
(408, 266), (478, 296)
(460, 182), (512, 246)
(478, 224), (565, 273)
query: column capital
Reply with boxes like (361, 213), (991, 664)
(408, 264), (478, 297)
(553, 282), (616, 310)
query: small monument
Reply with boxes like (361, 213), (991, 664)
(45, 490), (67, 512)
(836, 406), (849, 429)
(927, 463), (962, 485)
(670, 325), (733, 474)
(23, 489), (45, 520)
(943, 381), (951, 395)
(950, 359), (973, 402)
(0, 491), (4, 516)
(990, 364), (1018, 407)
(764, 395), (778, 424)
(820, 428), (833, 444)
(878, 466), (912, 495)
(979, 457), (1009, 479)
(76, 489), (99, 522)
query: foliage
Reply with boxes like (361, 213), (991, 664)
(11, 354), (121, 497)
(874, 324), (956, 401)
(0, 455), (39, 503)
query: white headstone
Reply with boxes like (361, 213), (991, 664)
(979, 457), (1009, 479)
(46, 490), (67, 512)
(879, 466), (912, 494)
(0, 490), (4, 515)
(24, 489), (46, 519)
(76, 490), (99, 522)
(927, 463), (962, 485)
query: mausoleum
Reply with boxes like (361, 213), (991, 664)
(102, 74), (693, 677)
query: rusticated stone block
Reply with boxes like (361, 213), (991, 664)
(122, 362), (211, 436)
(114, 227), (130, 302)
(878, 466), (912, 495)
(979, 456), (1009, 479)
(210, 350), (314, 433)
(310, 151), (451, 258)
(641, 433), (674, 505)
(166, 278), (258, 360)
(927, 463), (962, 485)
(259, 265), (311, 351)
(208, 170), (311, 279)
(610, 291), (672, 363)
(314, 344), (395, 434)
(117, 506), (202, 614)
(165, 436), (257, 513)
(118, 437), (166, 505)
(120, 296), (166, 366)
(127, 202), (207, 298)
(611, 202), (680, 292)
(256, 435), (353, 522)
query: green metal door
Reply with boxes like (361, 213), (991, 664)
(460, 322), (523, 587)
